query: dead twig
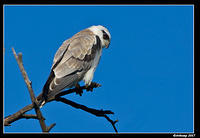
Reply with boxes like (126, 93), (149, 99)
(4, 48), (118, 133)
(10, 48), (54, 132)
(55, 96), (118, 133)
(104, 115), (118, 133)
(3, 81), (102, 127)
(4, 103), (34, 126)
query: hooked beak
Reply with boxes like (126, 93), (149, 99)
(104, 40), (110, 49)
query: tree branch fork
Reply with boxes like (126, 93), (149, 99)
(4, 48), (118, 133)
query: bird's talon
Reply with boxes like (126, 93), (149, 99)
(75, 90), (83, 96)
(75, 83), (83, 96)
(92, 82), (102, 88)
(85, 82), (101, 92)
(86, 87), (93, 92)
(85, 84), (92, 92)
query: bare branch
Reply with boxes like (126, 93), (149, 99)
(4, 82), (101, 127)
(5, 48), (117, 133)
(55, 96), (118, 133)
(11, 47), (49, 132)
(4, 103), (34, 126)
(21, 114), (38, 119)
(104, 115), (118, 133)
(47, 123), (56, 132)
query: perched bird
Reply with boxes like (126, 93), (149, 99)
(37, 25), (111, 107)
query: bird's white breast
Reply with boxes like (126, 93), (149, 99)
(83, 48), (102, 85)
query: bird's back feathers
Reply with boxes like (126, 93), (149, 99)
(39, 29), (102, 105)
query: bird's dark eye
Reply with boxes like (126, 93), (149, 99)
(102, 30), (110, 40)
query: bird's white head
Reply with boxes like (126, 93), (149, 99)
(88, 25), (111, 48)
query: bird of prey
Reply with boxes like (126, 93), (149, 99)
(37, 25), (111, 107)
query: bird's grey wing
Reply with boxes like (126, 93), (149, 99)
(51, 39), (71, 69)
(42, 34), (101, 101)
(53, 35), (96, 77)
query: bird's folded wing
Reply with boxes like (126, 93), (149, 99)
(41, 32), (102, 102)
(51, 39), (71, 69)
(53, 35), (96, 79)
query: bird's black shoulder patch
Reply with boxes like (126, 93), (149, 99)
(83, 35), (101, 63)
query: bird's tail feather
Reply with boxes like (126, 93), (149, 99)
(36, 73), (79, 108)
(36, 92), (46, 108)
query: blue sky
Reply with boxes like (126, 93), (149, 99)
(4, 5), (193, 133)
